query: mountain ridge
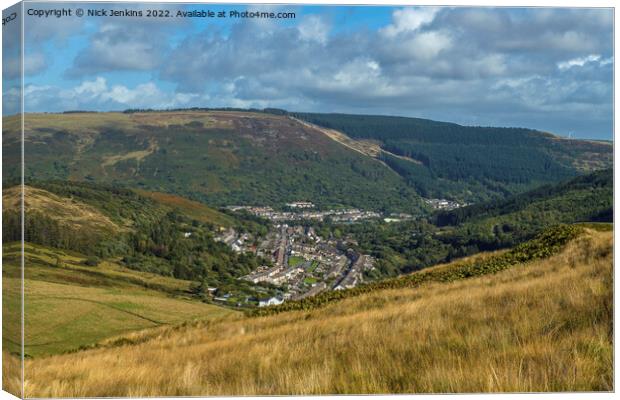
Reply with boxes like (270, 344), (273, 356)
(3, 110), (612, 209)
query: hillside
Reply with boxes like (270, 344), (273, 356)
(4, 110), (612, 210)
(291, 112), (613, 202)
(2, 181), (277, 300)
(134, 189), (235, 227)
(3, 111), (424, 213)
(436, 168), (613, 227)
(310, 169), (613, 278)
(2, 242), (238, 358)
(13, 226), (612, 396)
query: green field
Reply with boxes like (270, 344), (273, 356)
(2, 243), (237, 357)
(288, 256), (306, 267)
(303, 277), (318, 285)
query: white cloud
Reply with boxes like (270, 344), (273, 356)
(298, 15), (329, 44)
(381, 7), (440, 38)
(24, 77), (202, 111)
(557, 54), (604, 70)
(405, 31), (452, 60)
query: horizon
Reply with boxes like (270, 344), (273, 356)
(3, 3), (614, 139)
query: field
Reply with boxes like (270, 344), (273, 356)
(2, 243), (238, 357)
(15, 228), (612, 396)
(288, 256), (306, 267)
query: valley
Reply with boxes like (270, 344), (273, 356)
(1, 109), (613, 396)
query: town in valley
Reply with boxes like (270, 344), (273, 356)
(212, 199), (466, 307)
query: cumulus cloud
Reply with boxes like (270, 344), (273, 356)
(298, 15), (329, 44)
(22, 6), (614, 138)
(66, 4), (189, 77)
(23, 77), (203, 112)
(67, 23), (168, 76)
(380, 7), (440, 37)
(557, 54), (605, 70)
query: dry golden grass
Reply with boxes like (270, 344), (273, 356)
(3, 186), (120, 234)
(2, 111), (273, 137)
(3, 351), (22, 398)
(22, 230), (612, 396)
(100, 138), (159, 168)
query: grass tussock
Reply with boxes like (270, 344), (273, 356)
(3, 351), (22, 398)
(23, 229), (612, 396)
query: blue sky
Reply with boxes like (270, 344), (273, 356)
(3, 3), (614, 139)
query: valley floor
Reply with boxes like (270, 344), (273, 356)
(10, 229), (612, 396)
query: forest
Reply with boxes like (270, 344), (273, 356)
(291, 111), (610, 202)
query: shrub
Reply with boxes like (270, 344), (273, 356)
(84, 256), (101, 267)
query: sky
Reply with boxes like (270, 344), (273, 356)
(2, 3), (614, 139)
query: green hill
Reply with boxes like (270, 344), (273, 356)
(5, 110), (611, 211)
(3, 111), (424, 213)
(291, 112), (612, 202)
(314, 169), (612, 278)
(435, 168), (613, 229)
(134, 189), (235, 227)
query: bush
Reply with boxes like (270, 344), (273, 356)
(84, 256), (101, 267)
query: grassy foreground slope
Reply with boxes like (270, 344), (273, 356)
(19, 227), (612, 396)
(2, 243), (237, 357)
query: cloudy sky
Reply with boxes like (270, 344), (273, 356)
(3, 3), (614, 139)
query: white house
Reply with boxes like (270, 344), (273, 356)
(258, 296), (284, 307)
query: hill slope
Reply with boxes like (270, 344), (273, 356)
(2, 242), (238, 357)
(291, 112), (612, 202)
(314, 169), (612, 278)
(430, 168), (613, 254)
(2, 181), (277, 299)
(3, 111), (424, 212)
(16, 227), (612, 396)
(4, 110), (612, 210)
(436, 168), (613, 227)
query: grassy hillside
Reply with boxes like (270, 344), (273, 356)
(4, 185), (120, 234)
(14, 227), (612, 396)
(2, 181), (273, 290)
(134, 189), (234, 227)
(3, 110), (612, 209)
(291, 112), (612, 202)
(2, 242), (238, 357)
(3, 111), (424, 212)
(431, 168), (613, 250)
